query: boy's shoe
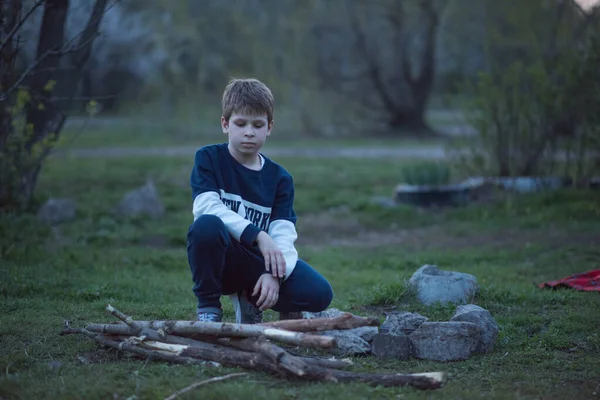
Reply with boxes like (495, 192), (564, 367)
(229, 290), (263, 324)
(279, 311), (303, 321)
(196, 308), (223, 322)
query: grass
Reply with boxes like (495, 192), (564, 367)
(57, 106), (469, 150)
(58, 122), (452, 151)
(1, 152), (600, 399)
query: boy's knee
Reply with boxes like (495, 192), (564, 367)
(311, 279), (334, 312)
(188, 215), (227, 246)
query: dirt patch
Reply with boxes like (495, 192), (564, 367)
(296, 210), (599, 251)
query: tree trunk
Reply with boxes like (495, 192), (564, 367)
(25, 0), (68, 144)
(20, 0), (107, 209)
(0, 0), (22, 152)
(388, 106), (431, 133)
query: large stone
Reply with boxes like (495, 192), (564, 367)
(320, 330), (372, 356)
(37, 198), (77, 225)
(303, 308), (378, 356)
(370, 333), (412, 360)
(115, 180), (164, 218)
(450, 304), (499, 353)
(409, 321), (480, 361)
(380, 311), (428, 336)
(409, 264), (478, 306)
(302, 308), (344, 320)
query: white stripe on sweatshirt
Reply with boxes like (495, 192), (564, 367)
(267, 219), (298, 280)
(193, 191), (252, 241)
(192, 191), (298, 280)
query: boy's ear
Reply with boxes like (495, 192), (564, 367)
(267, 120), (274, 136)
(221, 116), (228, 134)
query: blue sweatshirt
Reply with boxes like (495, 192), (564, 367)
(190, 142), (299, 280)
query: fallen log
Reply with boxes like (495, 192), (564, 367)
(259, 312), (380, 332)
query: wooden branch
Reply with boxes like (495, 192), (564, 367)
(348, 3), (399, 115)
(60, 326), (213, 366)
(139, 339), (443, 389)
(64, 320), (445, 390)
(93, 320), (334, 349)
(63, 327), (286, 376)
(310, 366), (444, 389)
(106, 332), (351, 371)
(214, 337), (309, 377)
(1, 0), (113, 102)
(105, 304), (168, 342)
(0, 0), (45, 54)
(91, 309), (336, 350)
(259, 312), (380, 332)
(164, 373), (248, 400)
(295, 356), (352, 370)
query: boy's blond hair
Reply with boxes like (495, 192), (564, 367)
(221, 78), (275, 123)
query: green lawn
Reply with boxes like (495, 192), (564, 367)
(57, 107), (469, 151)
(1, 154), (599, 399)
(58, 123), (453, 151)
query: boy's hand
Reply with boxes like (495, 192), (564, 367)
(256, 231), (286, 278)
(252, 273), (280, 311)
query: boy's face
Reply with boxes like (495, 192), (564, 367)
(222, 112), (273, 156)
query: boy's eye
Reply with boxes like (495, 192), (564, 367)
(235, 122), (246, 127)
(254, 123), (264, 128)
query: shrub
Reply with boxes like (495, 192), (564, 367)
(452, 13), (600, 184)
(399, 161), (452, 186)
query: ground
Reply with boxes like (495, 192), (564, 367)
(1, 122), (600, 399)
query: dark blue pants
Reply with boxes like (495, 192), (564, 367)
(187, 214), (334, 314)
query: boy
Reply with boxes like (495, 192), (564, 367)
(187, 77), (334, 323)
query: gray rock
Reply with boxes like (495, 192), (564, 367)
(302, 308), (378, 356)
(37, 198), (76, 225)
(370, 333), (412, 360)
(450, 304), (499, 353)
(302, 308), (344, 320)
(321, 330), (372, 356)
(380, 311), (428, 336)
(408, 264), (478, 306)
(115, 180), (164, 218)
(409, 321), (480, 361)
(331, 325), (379, 343)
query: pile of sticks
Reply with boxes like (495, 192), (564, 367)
(60, 304), (444, 390)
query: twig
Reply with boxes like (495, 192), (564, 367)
(214, 336), (309, 377)
(60, 325), (210, 366)
(0, 33), (99, 102)
(259, 312), (380, 332)
(294, 356), (352, 370)
(0, 0), (45, 54)
(0, 0), (121, 102)
(63, 317), (445, 389)
(93, 308), (336, 349)
(164, 373), (248, 400)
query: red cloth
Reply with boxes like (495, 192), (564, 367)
(539, 269), (600, 292)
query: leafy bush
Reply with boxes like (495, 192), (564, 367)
(399, 161), (452, 186)
(453, 11), (600, 184)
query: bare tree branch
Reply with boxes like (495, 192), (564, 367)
(0, 32), (99, 102)
(348, 2), (398, 115)
(0, 0), (119, 102)
(0, 0), (45, 54)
